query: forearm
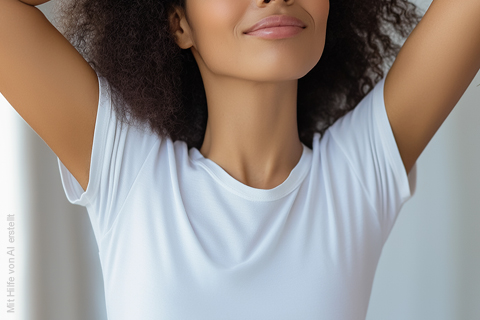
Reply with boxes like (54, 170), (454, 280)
(17, 0), (50, 6)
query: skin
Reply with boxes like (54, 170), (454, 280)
(112, 0), (480, 193)
(2, 0), (479, 193)
(169, 0), (329, 190)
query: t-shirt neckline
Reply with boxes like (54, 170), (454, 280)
(188, 143), (312, 202)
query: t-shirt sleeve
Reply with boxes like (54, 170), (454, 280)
(57, 70), (160, 240)
(321, 76), (417, 243)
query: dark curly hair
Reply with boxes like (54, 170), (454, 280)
(51, 0), (424, 150)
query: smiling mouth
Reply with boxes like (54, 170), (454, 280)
(243, 14), (307, 34)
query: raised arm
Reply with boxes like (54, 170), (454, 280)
(0, 0), (99, 191)
(384, 0), (480, 174)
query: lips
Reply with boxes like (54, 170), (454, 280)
(244, 15), (306, 34)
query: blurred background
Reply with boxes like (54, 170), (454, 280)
(0, 0), (479, 319)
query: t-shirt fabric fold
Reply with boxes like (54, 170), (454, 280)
(57, 71), (416, 320)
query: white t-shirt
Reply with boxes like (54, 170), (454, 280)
(57, 72), (416, 320)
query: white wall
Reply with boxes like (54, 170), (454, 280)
(1, 3), (107, 320)
(367, 1), (480, 319)
(367, 72), (480, 320)
(0, 74), (27, 320)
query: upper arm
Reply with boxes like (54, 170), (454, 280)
(0, 0), (99, 192)
(384, 0), (480, 174)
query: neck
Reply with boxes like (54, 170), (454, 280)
(198, 74), (303, 190)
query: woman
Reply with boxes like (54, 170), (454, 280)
(1, 0), (479, 319)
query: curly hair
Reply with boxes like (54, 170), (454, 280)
(52, 0), (424, 150)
